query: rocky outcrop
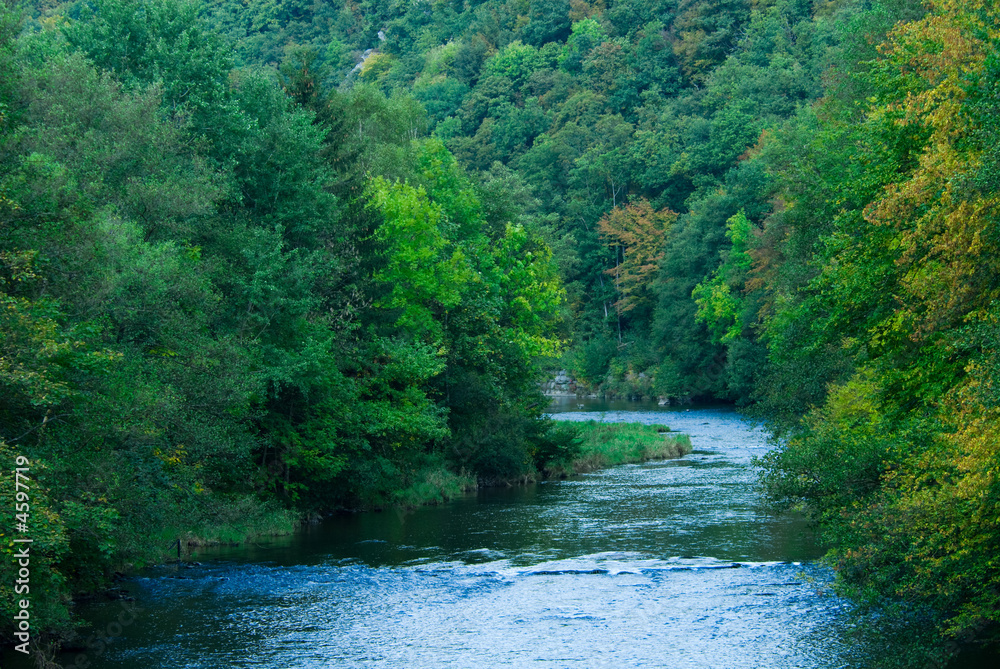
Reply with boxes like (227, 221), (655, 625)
(347, 30), (387, 78)
(350, 48), (376, 75)
(541, 369), (577, 397)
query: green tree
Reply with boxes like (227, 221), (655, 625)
(521, 0), (572, 46)
(692, 210), (753, 344)
(758, 0), (1000, 658)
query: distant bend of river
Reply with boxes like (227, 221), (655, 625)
(46, 402), (859, 668)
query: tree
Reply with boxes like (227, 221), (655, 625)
(367, 175), (471, 343)
(597, 199), (675, 318)
(671, 0), (752, 84)
(692, 210), (753, 344)
(64, 0), (234, 141)
(521, 0), (572, 46)
(758, 0), (1000, 657)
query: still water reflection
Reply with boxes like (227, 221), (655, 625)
(55, 404), (858, 668)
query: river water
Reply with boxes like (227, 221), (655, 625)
(54, 402), (859, 668)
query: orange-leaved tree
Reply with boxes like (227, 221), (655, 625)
(597, 198), (675, 317)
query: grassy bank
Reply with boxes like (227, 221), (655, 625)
(392, 460), (479, 508)
(153, 497), (300, 555)
(546, 421), (692, 476)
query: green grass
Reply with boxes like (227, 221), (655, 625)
(393, 461), (479, 508)
(546, 421), (692, 476)
(147, 496), (299, 558)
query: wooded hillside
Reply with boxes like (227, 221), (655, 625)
(4, 1), (1000, 664)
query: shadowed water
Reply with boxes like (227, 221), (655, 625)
(50, 404), (859, 668)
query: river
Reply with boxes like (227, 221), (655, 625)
(53, 402), (858, 668)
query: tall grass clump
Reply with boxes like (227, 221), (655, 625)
(393, 456), (479, 508)
(544, 421), (691, 475)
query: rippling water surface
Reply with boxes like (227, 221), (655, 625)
(57, 403), (858, 668)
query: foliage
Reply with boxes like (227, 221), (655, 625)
(545, 420), (692, 475)
(752, 0), (1000, 659)
(0, 442), (70, 634)
(597, 199), (675, 316)
(367, 175), (469, 340)
(11, 0), (1000, 661)
(1, 0), (569, 643)
(692, 210), (753, 344)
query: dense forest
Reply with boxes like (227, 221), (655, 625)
(2, 0), (999, 665)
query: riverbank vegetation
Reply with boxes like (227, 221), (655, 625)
(545, 421), (691, 475)
(0, 0), (569, 639)
(3, 0), (1000, 664)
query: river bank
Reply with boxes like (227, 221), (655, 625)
(17, 405), (853, 669)
(0, 402), (709, 667)
(25, 411), (693, 651)
(155, 405), (703, 557)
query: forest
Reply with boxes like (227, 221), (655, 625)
(2, 0), (999, 665)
